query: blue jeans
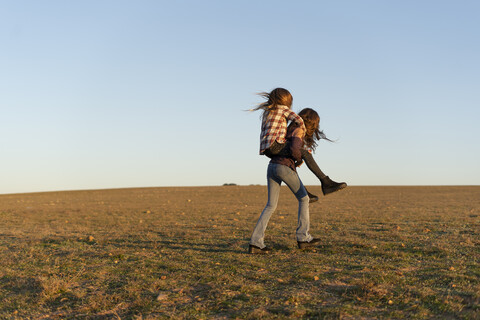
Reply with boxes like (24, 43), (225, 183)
(250, 163), (312, 249)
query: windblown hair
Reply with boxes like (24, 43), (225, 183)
(294, 108), (332, 151)
(250, 88), (293, 119)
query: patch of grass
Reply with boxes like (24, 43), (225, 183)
(0, 186), (479, 318)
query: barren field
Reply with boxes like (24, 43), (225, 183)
(0, 186), (479, 319)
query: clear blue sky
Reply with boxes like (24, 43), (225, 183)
(1, 1), (479, 194)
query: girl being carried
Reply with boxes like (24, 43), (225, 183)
(252, 88), (346, 202)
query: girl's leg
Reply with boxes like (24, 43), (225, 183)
(250, 163), (281, 249)
(301, 149), (327, 179)
(263, 141), (289, 158)
(301, 149), (347, 195)
(275, 165), (313, 243)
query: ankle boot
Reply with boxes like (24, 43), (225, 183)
(306, 189), (319, 203)
(320, 176), (347, 195)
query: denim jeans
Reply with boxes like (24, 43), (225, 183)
(250, 162), (313, 249)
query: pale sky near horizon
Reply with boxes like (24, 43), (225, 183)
(1, 1), (479, 194)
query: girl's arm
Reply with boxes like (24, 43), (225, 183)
(284, 109), (305, 128)
(289, 126), (305, 166)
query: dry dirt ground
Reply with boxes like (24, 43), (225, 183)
(0, 186), (479, 319)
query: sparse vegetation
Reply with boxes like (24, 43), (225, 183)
(0, 186), (479, 319)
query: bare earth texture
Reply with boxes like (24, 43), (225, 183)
(0, 186), (479, 319)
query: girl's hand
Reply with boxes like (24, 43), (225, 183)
(295, 159), (304, 167)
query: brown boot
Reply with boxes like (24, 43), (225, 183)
(306, 189), (319, 203)
(248, 245), (271, 254)
(320, 176), (347, 195)
(297, 238), (321, 249)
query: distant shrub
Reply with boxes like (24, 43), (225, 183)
(223, 183), (237, 186)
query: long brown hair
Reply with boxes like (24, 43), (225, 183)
(250, 88), (293, 119)
(295, 108), (332, 151)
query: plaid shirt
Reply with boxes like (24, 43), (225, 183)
(259, 105), (305, 154)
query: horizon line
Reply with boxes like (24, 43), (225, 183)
(1, 184), (479, 196)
